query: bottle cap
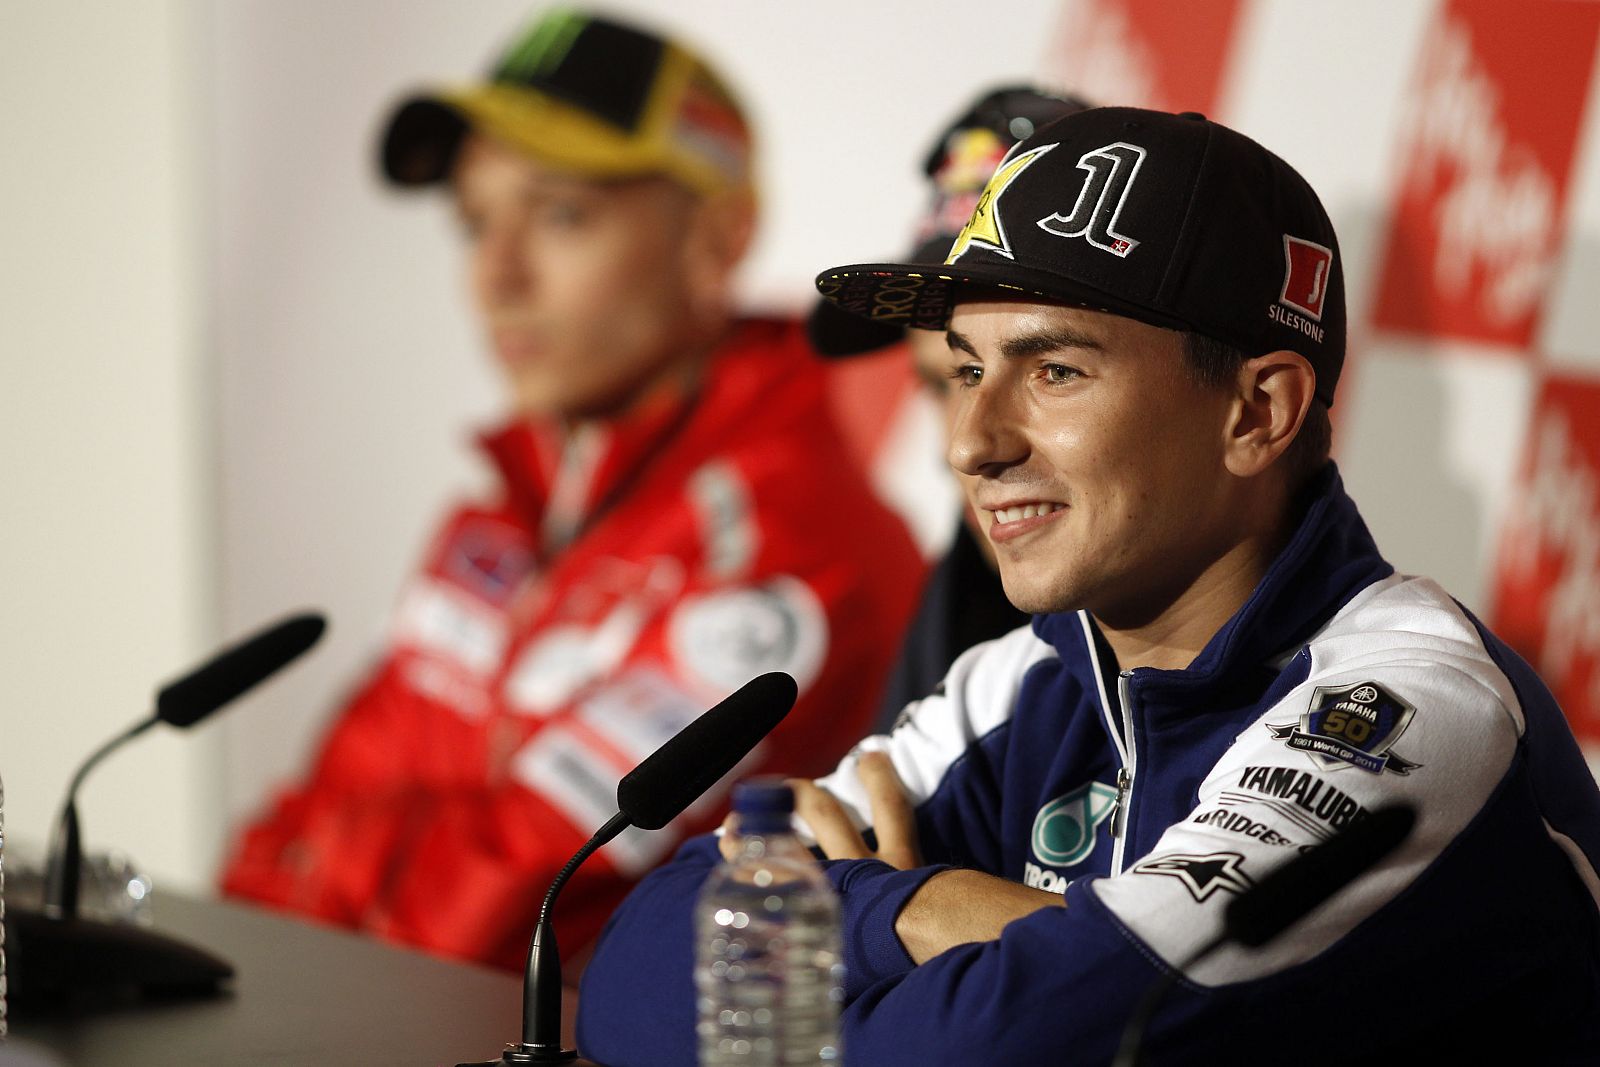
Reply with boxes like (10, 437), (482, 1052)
(732, 777), (795, 817)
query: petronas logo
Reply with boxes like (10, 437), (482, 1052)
(1031, 782), (1119, 868)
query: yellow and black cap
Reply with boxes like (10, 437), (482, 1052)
(815, 107), (1346, 405)
(380, 8), (751, 196)
(808, 86), (1092, 358)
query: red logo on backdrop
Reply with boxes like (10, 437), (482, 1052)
(1371, 0), (1600, 348)
(1490, 377), (1600, 741)
(1280, 236), (1334, 320)
(1040, 0), (1245, 116)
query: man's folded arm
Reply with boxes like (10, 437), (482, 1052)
(575, 833), (950, 1067)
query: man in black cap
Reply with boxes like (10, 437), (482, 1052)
(219, 8), (921, 970)
(808, 85), (1088, 732)
(579, 107), (1600, 1062)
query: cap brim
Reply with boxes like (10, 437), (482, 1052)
(379, 83), (690, 189)
(805, 297), (907, 358)
(806, 233), (964, 358)
(381, 97), (470, 186)
(814, 258), (1198, 337)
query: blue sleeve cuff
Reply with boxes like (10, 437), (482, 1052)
(822, 858), (951, 997)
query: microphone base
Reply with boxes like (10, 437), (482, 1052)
(456, 1044), (577, 1066)
(4, 905), (234, 1008)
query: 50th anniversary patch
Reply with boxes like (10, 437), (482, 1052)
(1267, 680), (1421, 775)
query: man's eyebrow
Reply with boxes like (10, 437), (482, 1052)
(999, 328), (1104, 359)
(943, 326), (1104, 359)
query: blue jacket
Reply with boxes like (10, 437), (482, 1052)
(577, 467), (1600, 1064)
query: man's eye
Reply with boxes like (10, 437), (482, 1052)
(540, 200), (590, 227)
(1043, 363), (1081, 384)
(948, 364), (983, 388)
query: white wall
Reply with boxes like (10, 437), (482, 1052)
(0, 1), (216, 891)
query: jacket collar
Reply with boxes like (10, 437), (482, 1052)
(475, 320), (815, 557)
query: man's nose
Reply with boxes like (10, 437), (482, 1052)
(475, 224), (532, 303)
(947, 377), (1027, 477)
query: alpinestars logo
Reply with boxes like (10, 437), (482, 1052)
(1038, 141), (1146, 257)
(1133, 851), (1253, 902)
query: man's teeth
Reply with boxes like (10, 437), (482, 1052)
(994, 503), (1064, 524)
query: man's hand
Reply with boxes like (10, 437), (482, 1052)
(718, 751), (918, 866)
(716, 751), (1063, 964)
(794, 751), (922, 868)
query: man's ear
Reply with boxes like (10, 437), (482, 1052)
(1223, 350), (1316, 479)
(680, 187), (756, 322)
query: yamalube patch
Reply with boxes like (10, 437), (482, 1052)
(1267, 680), (1421, 775)
(667, 577), (827, 695)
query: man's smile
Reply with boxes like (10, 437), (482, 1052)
(982, 500), (1067, 543)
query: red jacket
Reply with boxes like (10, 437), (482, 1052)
(220, 320), (924, 969)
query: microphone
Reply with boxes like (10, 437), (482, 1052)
(11, 612), (326, 1005)
(43, 612), (327, 918)
(1112, 803), (1415, 1067)
(459, 671), (799, 1067)
(155, 611), (327, 728)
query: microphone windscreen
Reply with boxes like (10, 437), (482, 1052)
(616, 672), (798, 831)
(1224, 802), (1415, 948)
(156, 612), (327, 728)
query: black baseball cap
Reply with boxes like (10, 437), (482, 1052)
(808, 86), (1091, 358)
(380, 8), (751, 196)
(814, 107), (1346, 406)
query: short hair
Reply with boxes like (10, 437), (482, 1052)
(1181, 331), (1332, 490)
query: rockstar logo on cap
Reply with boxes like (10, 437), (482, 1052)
(945, 143), (1056, 263)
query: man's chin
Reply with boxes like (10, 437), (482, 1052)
(996, 570), (1077, 617)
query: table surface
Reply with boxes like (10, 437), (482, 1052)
(6, 893), (585, 1067)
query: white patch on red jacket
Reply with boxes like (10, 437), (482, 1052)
(688, 460), (756, 582)
(502, 556), (686, 715)
(392, 578), (508, 678)
(667, 577), (829, 699)
(510, 668), (730, 875)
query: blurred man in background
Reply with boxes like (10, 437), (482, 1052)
(809, 86), (1089, 730)
(220, 7), (921, 970)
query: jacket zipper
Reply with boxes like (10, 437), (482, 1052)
(1109, 670), (1137, 876)
(1077, 613), (1139, 877)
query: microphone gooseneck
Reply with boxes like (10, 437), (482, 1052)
(461, 672), (800, 1067)
(42, 611), (327, 918)
(42, 717), (159, 918)
(1112, 803), (1416, 1067)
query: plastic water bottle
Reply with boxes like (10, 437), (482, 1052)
(695, 779), (842, 1065)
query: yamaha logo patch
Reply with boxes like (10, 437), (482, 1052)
(1267, 680), (1421, 776)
